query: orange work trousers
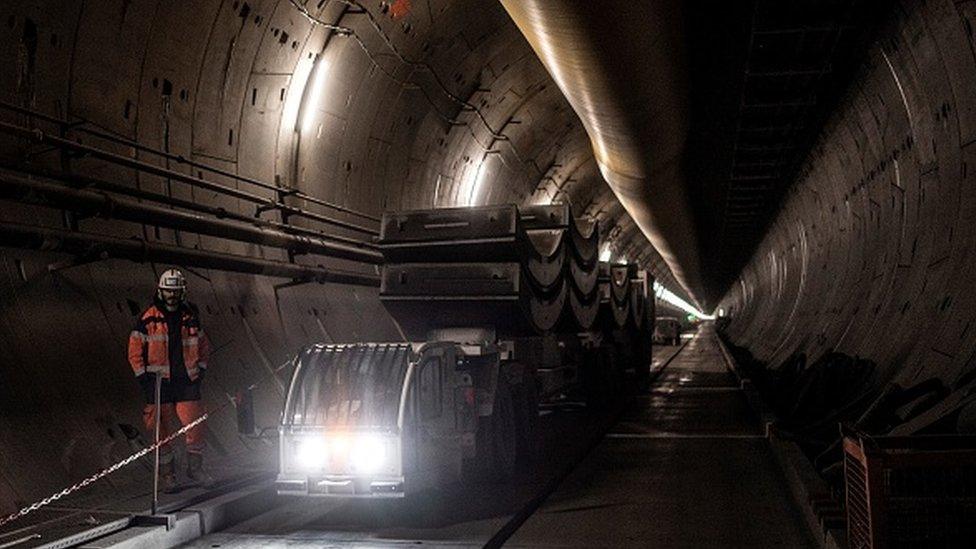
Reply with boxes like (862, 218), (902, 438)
(142, 400), (206, 457)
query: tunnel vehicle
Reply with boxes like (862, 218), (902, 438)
(275, 204), (654, 497)
(653, 317), (682, 346)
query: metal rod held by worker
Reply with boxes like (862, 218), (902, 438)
(152, 372), (162, 516)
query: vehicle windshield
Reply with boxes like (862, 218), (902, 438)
(282, 343), (412, 429)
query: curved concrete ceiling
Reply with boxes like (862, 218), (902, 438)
(500, 0), (705, 307)
(0, 0), (687, 511)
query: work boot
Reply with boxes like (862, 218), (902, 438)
(186, 452), (215, 488)
(159, 459), (179, 493)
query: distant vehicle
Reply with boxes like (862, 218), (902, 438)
(654, 317), (682, 346)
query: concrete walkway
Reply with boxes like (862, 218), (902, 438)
(507, 324), (815, 548)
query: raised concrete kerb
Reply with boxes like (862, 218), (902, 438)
(714, 335), (776, 432)
(714, 335), (846, 549)
(79, 482), (277, 549)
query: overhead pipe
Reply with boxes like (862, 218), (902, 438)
(0, 120), (379, 236)
(2, 161), (377, 250)
(500, 0), (707, 307)
(0, 222), (381, 287)
(0, 100), (381, 223)
(0, 171), (383, 264)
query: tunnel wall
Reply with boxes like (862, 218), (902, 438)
(0, 0), (680, 516)
(720, 0), (976, 391)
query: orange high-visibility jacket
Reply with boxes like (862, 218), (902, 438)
(128, 302), (210, 380)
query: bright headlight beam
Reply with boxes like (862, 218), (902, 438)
(296, 437), (327, 470)
(351, 434), (387, 473)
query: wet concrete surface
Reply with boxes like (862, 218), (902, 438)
(507, 325), (814, 548)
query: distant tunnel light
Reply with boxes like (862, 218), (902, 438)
(653, 281), (715, 321)
(599, 244), (612, 262)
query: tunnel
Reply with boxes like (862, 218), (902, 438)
(2, 0), (976, 547)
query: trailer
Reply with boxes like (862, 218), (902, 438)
(276, 204), (654, 497)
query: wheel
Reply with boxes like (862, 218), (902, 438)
(584, 345), (616, 408)
(513, 377), (540, 467)
(488, 380), (518, 483)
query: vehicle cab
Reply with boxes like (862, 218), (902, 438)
(275, 341), (480, 498)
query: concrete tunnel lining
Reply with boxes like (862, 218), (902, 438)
(0, 0), (682, 515)
(1, 0), (975, 543)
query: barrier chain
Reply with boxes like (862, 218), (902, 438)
(0, 413), (208, 529)
(0, 357), (295, 530)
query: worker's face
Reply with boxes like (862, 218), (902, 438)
(160, 288), (184, 307)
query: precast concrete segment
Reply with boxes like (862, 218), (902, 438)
(718, 0), (976, 391)
(507, 325), (814, 548)
(500, 0), (707, 307)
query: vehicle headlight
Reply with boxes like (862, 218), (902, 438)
(351, 434), (387, 473)
(295, 436), (327, 470)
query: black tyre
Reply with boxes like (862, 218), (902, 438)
(488, 380), (518, 483)
(584, 346), (616, 408)
(513, 377), (541, 467)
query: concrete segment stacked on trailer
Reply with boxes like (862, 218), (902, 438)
(595, 262), (656, 376)
(377, 203), (602, 339)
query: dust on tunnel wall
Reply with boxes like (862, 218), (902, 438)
(720, 0), (976, 391)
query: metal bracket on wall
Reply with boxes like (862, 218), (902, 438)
(273, 278), (316, 293)
(46, 249), (108, 273)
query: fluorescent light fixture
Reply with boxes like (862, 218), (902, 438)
(653, 281), (715, 320)
(466, 158), (488, 206)
(301, 55), (331, 132)
(281, 54), (317, 134)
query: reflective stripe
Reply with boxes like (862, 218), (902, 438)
(132, 366), (146, 376)
(146, 364), (168, 374)
(197, 362), (207, 370)
(182, 337), (198, 346)
(133, 332), (168, 342)
(186, 367), (200, 377)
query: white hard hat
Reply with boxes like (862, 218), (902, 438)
(158, 269), (187, 291)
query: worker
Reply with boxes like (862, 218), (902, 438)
(128, 268), (213, 492)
